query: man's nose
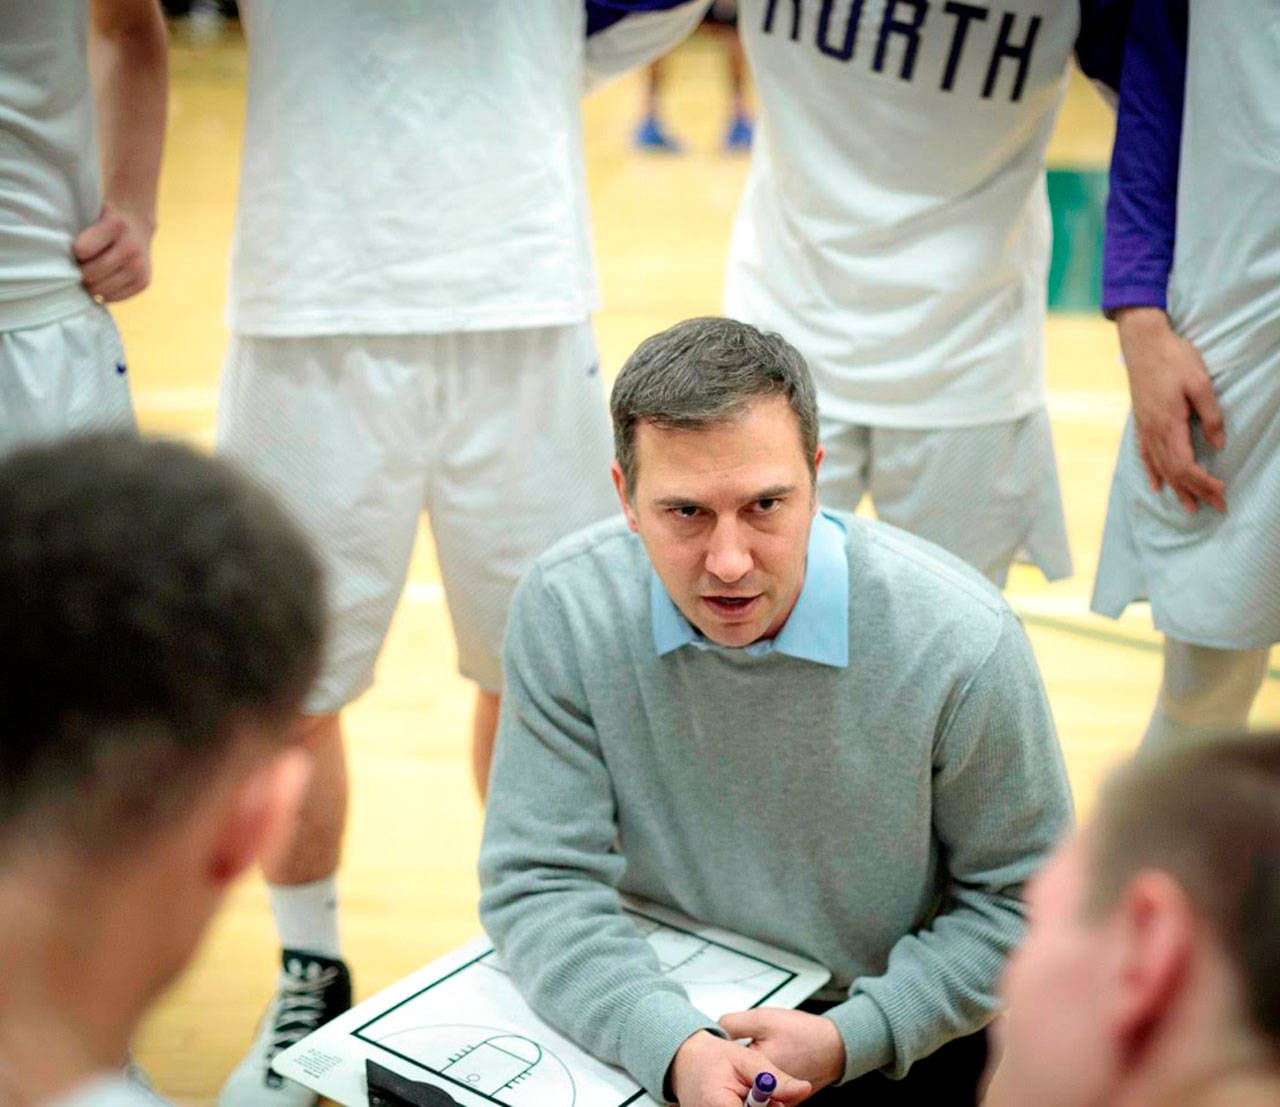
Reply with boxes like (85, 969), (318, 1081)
(704, 517), (752, 583)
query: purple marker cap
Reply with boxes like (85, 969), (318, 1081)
(755, 1073), (777, 1094)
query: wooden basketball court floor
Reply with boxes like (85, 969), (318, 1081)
(120, 27), (1280, 1102)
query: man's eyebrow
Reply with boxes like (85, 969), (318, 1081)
(652, 484), (797, 509)
(752, 484), (796, 501)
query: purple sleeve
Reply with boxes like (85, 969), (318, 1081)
(1101, 0), (1188, 314)
(1074, 0), (1130, 93)
(585, 0), (696, 36)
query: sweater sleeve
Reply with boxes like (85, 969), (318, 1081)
(824, 611), (1074, 1082)
(478, 567), (721, 1102)
(1101, 0), (1188, 314)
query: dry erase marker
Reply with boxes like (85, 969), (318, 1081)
(745, 1072), (776, 1107)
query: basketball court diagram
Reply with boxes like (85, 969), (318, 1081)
(630, 912), (789, 990)
(351, 909), (794, 1107)
(275, 902), (829, 1107)
(361, 1012), (580, 1107)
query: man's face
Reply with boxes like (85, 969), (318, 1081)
(986, 839), (1117, 1107)
(613, 395), (821, 648)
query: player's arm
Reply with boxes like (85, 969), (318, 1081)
(478, 568), (809, 1107)
(1073, 0), (1132, 104)
(740, 612), (1072, 1087)
(76, 0), (168, 303)
(1102, 0), (1224, 513)
(583, 1), (712, 88)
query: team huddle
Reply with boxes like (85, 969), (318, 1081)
(1, 2), (1277, 1106)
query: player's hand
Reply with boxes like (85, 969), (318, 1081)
(1116, 306), (1225, 514)
(669, 1029), (811, 1107)
(719, 1009), (845, 1092)
(73, 201), (154, 303)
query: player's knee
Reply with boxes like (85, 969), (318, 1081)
(1158, 640), (1268, 727)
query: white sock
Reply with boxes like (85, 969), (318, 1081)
(269, 876), (342, 961)
(1142, 640), (1269, 754)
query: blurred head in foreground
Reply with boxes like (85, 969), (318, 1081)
(988, 734), (1280, 1107)
(0, 434), (324, 1104)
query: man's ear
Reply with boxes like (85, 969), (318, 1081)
(811, 444), (825, 512)
(610, 459), (640, 533)
(1107, 870), (1196, 1069)
(207, 746), (312, 887)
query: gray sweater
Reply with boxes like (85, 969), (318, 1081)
(479, 512), (1071, 1099)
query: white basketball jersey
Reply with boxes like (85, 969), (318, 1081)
(0, 0), (99, 330)
(1168, 0), (1280, 380)
(728, 0), (1079, 427)
(227, 1), (597, 337)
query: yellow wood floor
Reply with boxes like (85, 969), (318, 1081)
(122, 26), (1280, 1103)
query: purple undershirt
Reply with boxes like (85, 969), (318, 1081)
(1102, 0), (1188, 314)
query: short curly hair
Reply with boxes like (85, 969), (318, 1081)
(0, 433), (325, 852)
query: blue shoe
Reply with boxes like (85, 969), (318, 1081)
(634, 115), (683, 153)
(724, 112), (754, 152)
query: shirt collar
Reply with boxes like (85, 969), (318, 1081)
(649, 510), (849, 668)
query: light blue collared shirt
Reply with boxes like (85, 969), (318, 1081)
(649, 509), (849, 668)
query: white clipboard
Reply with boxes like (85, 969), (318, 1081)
(275, 898), (831, 1107)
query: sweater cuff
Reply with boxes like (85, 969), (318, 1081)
(823, 993), (896, 1084)
(618, 989), (723, 1102)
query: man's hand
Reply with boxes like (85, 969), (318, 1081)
(719, 1009), (845, 1092)
(1115, 306), (1225, 513)
(669, 1030), (812, 1107)
(73, 201), (153, 303)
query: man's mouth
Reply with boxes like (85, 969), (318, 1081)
(702, 594), (761, 619)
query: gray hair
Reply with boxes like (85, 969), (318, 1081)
(610, 317), (819, 494)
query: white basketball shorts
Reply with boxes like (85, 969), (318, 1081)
(818, 406), (1073, 588)
(0, 303), (135, 454)
(217, 322), (619, 712)
(1092, 357), (1280, 650)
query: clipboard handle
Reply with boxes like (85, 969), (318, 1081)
(366, 1060), (465, 1107)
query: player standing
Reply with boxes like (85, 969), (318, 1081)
(607, 0), (1128, 586)
(1091, 0), (1280, 749)
(215, 3), (708, 1103)
(634, 3), (754, 153)
(0, 0), (166, 450)
(724, 0), (1137, 586)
